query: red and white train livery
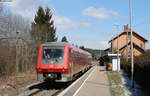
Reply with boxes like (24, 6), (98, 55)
(36, 42), (92, 82)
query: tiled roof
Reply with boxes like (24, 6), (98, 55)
(109, 31), (148, 43)
(119, 42), (145, 52)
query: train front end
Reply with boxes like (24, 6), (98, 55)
(36, 42), (70, 82)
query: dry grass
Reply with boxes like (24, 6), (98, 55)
(0, 72), (37, 96)
(107, 71), (125, 96)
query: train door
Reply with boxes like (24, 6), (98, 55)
(69, 48), (74, 78)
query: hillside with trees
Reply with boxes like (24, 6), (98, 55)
(61, 36), (68, 42)
(80, 46), (102, 60)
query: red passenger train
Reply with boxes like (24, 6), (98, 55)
(36, 42), (92, 82)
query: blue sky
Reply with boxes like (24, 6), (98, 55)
(4, 0), (150, 49)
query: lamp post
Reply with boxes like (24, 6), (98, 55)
(16, 31), (19, 73)
(129, 0), (134, 88)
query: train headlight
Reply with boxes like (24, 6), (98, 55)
(48, 74), (51, 77)
(47, 73), (57, 79)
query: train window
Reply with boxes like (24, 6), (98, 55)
(42, 47), (64, 64)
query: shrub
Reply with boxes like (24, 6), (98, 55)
(121, 51), (150, 91)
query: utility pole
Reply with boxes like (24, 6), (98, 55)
(129, 0), (134, 88)
(126, 28), (129, 62)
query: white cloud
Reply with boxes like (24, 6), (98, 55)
(4, 0), (91, 31)
(86, 41), (109, 49)
(4, 0), (52, 21)
(82, 7), (122, 19)
(80, 21), (91, 27)
(75, 36), (109, 49)
(53, 15), (77, 31)
(5, 0), (34, 21)
(53, 15), (91, 31)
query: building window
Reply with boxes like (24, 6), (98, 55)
(140, 43), (144, 48)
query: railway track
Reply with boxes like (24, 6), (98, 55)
(18, 81), (68, 96)
(28, 88), (64, 96)
(18, 67), (93, 96)
(28, 89), (44, 96)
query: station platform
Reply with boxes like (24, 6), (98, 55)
(59, 66), (112, 96)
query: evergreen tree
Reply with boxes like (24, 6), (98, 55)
(34, 6), (45, 24)
(31, 6), (57, 43)
(80, 46), (85, 50)
(61, 36), (68, 42)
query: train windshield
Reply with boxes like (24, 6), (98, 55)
(42, 47), (64, 64)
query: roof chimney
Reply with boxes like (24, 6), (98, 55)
(124, 24), (131, 32)
(124, 24), (129, 32)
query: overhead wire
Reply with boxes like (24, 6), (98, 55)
(133, 18), (150, 27)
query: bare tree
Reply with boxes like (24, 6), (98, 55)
(0, 5), (36, 78)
